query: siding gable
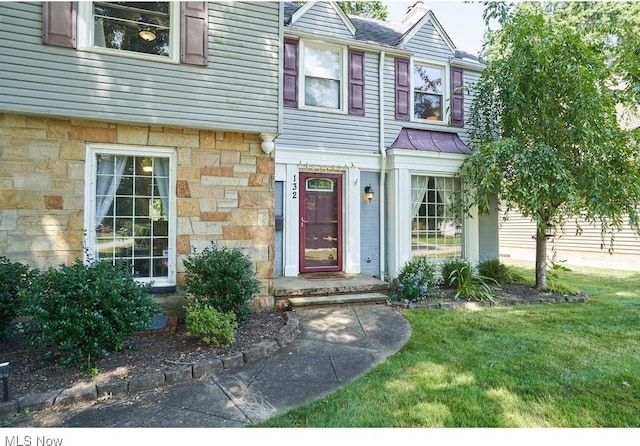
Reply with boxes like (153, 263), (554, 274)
(400, 10), (455, 58)
(289, 1), (355, 40)
(403, 17), (455, 61)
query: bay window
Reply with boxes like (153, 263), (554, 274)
(411, 175), (462, 259)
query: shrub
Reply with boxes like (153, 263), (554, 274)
(443, 259), (497, 302)
(389, 256), (436, 302)
(477, 258), (512, 284)
(441, 258), (473, 286)
(185, 305), (237, 347)
(182, 242), (261, 321)
(21, 259), (159, 369)
(0, 257), (37, 339)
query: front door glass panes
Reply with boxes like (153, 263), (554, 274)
(411, 176), (462, 259)
(414, 64), (443, 121)
(95, 154), (170, 280)
(93, 2), (170, 57)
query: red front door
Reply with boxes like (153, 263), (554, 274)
(299, 173), (342, 273)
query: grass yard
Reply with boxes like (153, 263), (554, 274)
(258, 265), (640, 427)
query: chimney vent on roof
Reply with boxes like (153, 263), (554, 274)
(402, 1), (428, 26)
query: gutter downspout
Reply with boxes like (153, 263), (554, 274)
(378, 51), (387, 281)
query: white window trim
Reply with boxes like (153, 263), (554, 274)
(299, 39), (348, 114)
(77, 2), (181, 64)
(83, 144), (178, 287)
(411, 58), (449, 125)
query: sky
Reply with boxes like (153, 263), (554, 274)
(383, 1), (487, 56)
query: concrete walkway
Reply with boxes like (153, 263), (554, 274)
(7, 304), (411, 428)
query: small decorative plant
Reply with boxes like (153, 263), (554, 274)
(185, 304), (237, 347)
(182, 242), (261, 322)
(480, 258), (530, 285)
(441, 258), (473, 287)
(21, 259), (159, 370)
(477, 258), (513, 284)
(442, 258), (497, 302)
(389, 256), (437, 302)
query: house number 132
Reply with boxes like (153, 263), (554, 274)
(292, 174), (298, 199)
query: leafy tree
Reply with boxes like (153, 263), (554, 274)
(461, 2), (640, 290)
(337, 1), (387, 20)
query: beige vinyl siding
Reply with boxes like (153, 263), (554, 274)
(500, 210), (640, 270)
(0, 2), (280, 133)
(501, 211), (640, 255)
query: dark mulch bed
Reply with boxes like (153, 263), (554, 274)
(0, 309), (286, 400)
(390, 283), (589, 308)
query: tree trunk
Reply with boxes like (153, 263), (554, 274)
(535, 223), (547, 290)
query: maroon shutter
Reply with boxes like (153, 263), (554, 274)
(348, 49), (365, 116)
(42, 2), (77, 48)
(395, 58), (410, 121)
(451, 67), (464, 127)
(181, 2), (208, 66)
(283, 38), (299, 108)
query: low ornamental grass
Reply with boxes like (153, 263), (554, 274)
(258, 265), (640, 427)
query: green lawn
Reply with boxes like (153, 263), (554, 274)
(258, 265), (640, 427)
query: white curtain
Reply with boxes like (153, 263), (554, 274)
(435, 177), (459, 236)
(95, 155), (128, 229)
(411, 176), (428, 218)
(435, 177), (455, 213)
(153, 157), (170, 218)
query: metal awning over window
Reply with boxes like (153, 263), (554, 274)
(389, 128), (471, 154)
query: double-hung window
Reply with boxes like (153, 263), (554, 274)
(85, 146), (176, 287)
(78, 2), (180, 61)
(411, 175), (462, 259)
(413, 62), (445, 122)
(302, 42), (345, 110)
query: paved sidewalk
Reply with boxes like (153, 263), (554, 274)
(7, 305), (411, 428)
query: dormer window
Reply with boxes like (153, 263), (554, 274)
(413, 62), (445, 122)
(302, 42), (345, 110)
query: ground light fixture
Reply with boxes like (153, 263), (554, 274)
(0, 362), (11, 401)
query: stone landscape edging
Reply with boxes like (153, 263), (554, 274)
(0, 311), (300, 421)
(388, 293), (589, 310)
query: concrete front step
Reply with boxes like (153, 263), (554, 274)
(288, 292), (389, 309)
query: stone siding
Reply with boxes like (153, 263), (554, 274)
(0, 113), (275, 309)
